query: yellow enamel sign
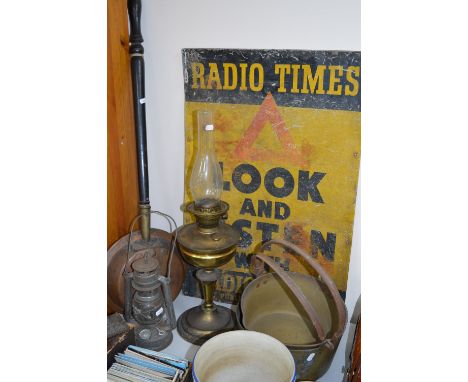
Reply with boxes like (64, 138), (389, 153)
(182, 49), (360, 302)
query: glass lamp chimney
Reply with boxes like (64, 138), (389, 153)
(190, 110), (223, 208)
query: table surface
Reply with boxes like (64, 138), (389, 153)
(165, 293), (343, 382)
(164, 293), (232, 361)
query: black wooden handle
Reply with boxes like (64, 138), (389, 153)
(128, 0), (143, 47)
(128, 0), (149, 205)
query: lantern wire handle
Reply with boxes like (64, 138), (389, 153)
(125, 213), (145, 275)
(124, 211), (178, 279)
(151, 210), (178, 280)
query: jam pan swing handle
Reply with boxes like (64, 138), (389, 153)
(253, 252), (327, 343)
(253, 239), (347, 349)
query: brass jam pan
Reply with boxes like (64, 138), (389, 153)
(239, 239), (347, 381)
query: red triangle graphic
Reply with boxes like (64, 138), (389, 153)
(234, 93), (305, 166)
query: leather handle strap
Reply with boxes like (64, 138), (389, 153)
(254, 253), (326, 342)
(255, 239), (347, 347)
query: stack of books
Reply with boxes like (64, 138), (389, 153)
(107, 345), (191, 382)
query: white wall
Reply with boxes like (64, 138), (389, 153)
(141, 1), (360, 380)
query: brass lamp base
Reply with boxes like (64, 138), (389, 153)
(177, 304), (236, 345)
(176, 268), (237, 345)
(176, 200), (240, 345)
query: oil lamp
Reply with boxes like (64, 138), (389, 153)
(124, 249), (176, 350)
(176, 110), (240, 345)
